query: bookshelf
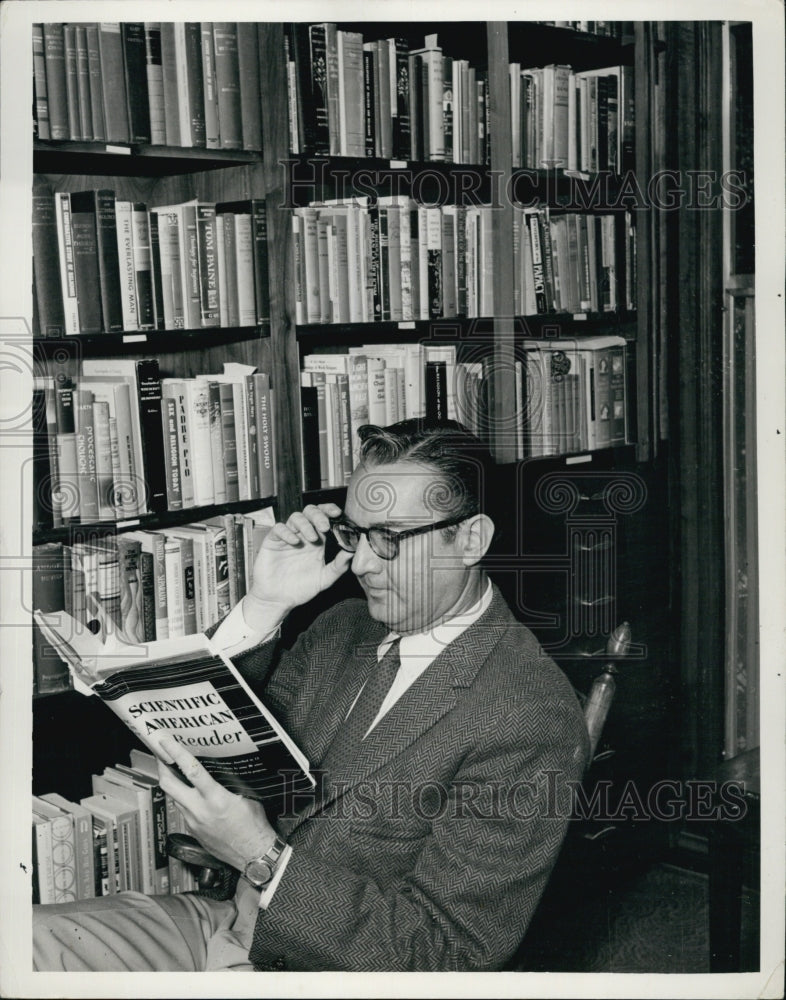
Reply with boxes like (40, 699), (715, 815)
(31, 18), (671, 903)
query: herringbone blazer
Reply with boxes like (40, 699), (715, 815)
(231, 582), (589, 971)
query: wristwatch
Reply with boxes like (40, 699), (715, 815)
(242, 835), (288, 889)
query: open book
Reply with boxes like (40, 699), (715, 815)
(34, 609), (314, 806)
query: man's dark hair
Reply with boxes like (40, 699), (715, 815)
(356, 419), (496, 536)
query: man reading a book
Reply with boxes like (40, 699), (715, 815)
(34, 419), (588, 972)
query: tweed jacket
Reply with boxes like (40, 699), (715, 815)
(230, 582), (589, 972)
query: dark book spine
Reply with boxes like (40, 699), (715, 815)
(32, 181), (65, 338)
(184, 23), (206, 148)
(392, 39), (410, 159)
(132, 204), (155, 330)
(160, 397), (182, 510)
(33, 389), (54, 529)
(75, 189), (123, 333)
(195, 203), (220, 327)
(33, 24), (50, 140)
(427, 249), (442, 320)
(148, 212), (166, 330)
(426, 360), (448, 422)
(70, 209), (102, 334)
(121, 23), (151, 143)
(442, 56), (453, 164)
(138, 550), (157, 640)
(237, 23), (262, 151)
(300, 385), (321, 491)
(409, 53), (422, 161)
(85, 25), (106, 142)
(63, 25), (81, 140)
(309, 23), (331, 154)
(136, 359), (168, 512)
(335, 374), (353, 485)
(363, 48), (376, 157)
(42, 24), (69, 140)
(250, 200), (270, 325)
(213, 23), (242, 150)
(596, 74), (609, 172)
(290, 23), (316, 152)
(98, 22), (130, 143)
(144, 23), (166, 145)
(368, 207), (382, 321)
(75, 26), (93, 141)
(33, 543), (70, 694)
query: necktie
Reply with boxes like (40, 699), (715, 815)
(320, 638), (402, 778)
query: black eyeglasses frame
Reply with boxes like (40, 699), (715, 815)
(329, 514), (468, 561)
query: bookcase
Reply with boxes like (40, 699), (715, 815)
(31, 18), (673, 904)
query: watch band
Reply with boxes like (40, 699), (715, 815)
(242, 835), (288, 888)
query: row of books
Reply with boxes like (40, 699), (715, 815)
(33, 359), (276, 529)
(33, 22), (264, 151)
(33, 185), (270, 338)
(286, 27), (490, 164)
(299, 335), (629, 487)
(514, 208), (635, 316)
(33, 750), (201, 901)
(32, 508), (275, 694)
(539, 21), (629, 38)
(292, 196), (634, 325)
(509, 63), (634, 174)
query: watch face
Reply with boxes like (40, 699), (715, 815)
(245, 858), (275, 886)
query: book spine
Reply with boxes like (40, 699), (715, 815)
(162, 540), (185, 637)
(195, 203), (220, 327)
(132, 204), (155, 329)
(84, 25), (106, 143)
(42, 25), (69, 140)
(32, 184), (68, 341)
(244, 375), (261, 499)
(135, 359), (167, 513)
(207, 383), (226, 504)
(122, 23), (151, 143)
(144, 23), (166, 145)
(218, 382), (239, 503)
(114, 201), (138, 331)
(237, 23), (262, 151)
(309, 23), (331, 154)
(160, 396), (182, 511)
(200, 24), (220, 150)
(87, 191), (123, 333)
(250, 200), (270, 325)
(213, 23), (242, 149)
(63, 25), (81, 140)
(234, 214), (256, 326)
(53, 193), (81, 335)
(160, 22), (180, 146)
(75, 26), (93, 141)
(69, 206), (102, 335)
(98, 23), (130, 143)
(74, 390), (99, 522)
(33, 25), (50, 140)
(184, 381), (215, 506)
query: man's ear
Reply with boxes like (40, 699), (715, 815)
(460, 514), (495, 566)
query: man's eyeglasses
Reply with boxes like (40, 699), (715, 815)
(329, 515), (467, 561)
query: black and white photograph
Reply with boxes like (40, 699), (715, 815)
(0, 0), (783, 997)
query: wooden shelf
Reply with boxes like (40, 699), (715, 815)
(34, 140), (261, 177)
(32, 326), (268, 358)
(33, 496), (276, 547)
